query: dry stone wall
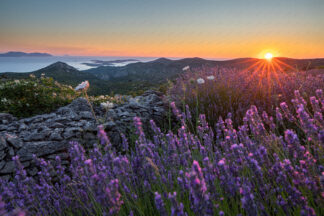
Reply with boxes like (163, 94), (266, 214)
(0, 90), (167, 179)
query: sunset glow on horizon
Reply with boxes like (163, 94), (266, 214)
(1, 0), (323, 58)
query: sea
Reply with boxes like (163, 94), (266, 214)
(0, 56), (157, 73)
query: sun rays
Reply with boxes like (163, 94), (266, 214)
(230, 55), (298, 99)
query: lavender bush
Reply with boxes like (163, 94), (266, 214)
(0, 88), (323, 215)
(168, 67), (324, 127)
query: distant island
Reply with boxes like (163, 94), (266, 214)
(0, 51), (52, 57)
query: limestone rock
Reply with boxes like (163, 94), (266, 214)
(7, 136), (23, 149)
(17, 141), (69, 161)
(0, 161), (15, 174)
(0, 136), (7, 151)
(0, 150), (5, 160)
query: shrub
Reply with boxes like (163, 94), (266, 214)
(0, 90), (323, 215)
(0, 76), (78, 118)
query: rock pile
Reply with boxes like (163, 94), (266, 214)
(0, 90), (167, 179)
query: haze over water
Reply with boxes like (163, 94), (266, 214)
(0, 56), (156, 72)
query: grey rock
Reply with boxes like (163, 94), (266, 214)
(17, 141), (69, 161)
(49, 122), (65, 128)
(56, 107), (73, 115)
(7, 137), (23, 149)
(0, 136), (7, 151)
(83, 132), (97, 142)
(0, 161), (15, 174)
(28, 123), (42, 131)
(49, 131), (63, 141)
(127, 102), (140, 109)
(6, 126), (16, 131)
(33, 116), (44, 123)
(61, 160), (69, 165)
(119, 111), (131, 117)
(46, 152), (69, 160)
(9, 147), (14, 156)
(63, 127), (82, 139)
(0, 125), (8, 131)
(27, 167), (38, 176)
(40, 113), (57, 120)
(67, 121), (83, 127)
(103, 121), (116, 130)
(0, 150), (5, 160)
(0, 175), (11, 181)
(25, 129), (51, 141)
(83, 122), (97, 132)
(67, 97), (91, 113)
(71, 115), (81, 121)
(79, 111), (94, 119)
(22, 161), (30, 168)
(24, 116), (43, 124)
(54, 116), (70, 124)
(0, 160), (5, 170)
(19, 123), (28, 131)
(0, 113), (16, 123)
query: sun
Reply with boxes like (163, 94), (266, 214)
(264, 53), (273, 61)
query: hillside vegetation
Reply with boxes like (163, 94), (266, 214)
(0, 75), (78, 118)
(1, 64), (324, 215)
(2, 57), (324, 96)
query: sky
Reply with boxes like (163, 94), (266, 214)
(0, 0), (323, 58)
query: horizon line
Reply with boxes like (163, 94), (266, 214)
(1, 50), (324, 60)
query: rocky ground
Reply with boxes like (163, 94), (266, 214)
(0, 90), (167, 180)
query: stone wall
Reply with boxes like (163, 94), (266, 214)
(0, 90), (167, 179)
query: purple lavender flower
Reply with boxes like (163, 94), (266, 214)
(154, 192), (167, 216)
(168, 192), (187, 216)
(186, 160), (212, 214)
(105, 179), (123, 215)
(97, 125), (111, 147)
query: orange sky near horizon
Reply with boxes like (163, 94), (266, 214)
(1, 33), (323, 59)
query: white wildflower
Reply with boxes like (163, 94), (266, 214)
(75, 81), (90, 91)
(182, 66), (190, 71)
(197, 78), (205, 84)
(29, 74), (35, 78)
(1, 98), (8, 103)
(53, 92), (57, 97)
(101, 101), (114, 109)
(14, 80), (20, 84)
(207, 75), (215, 80)
(41, 73), (45, 76)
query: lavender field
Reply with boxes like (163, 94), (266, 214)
(0, 65), (323, 216)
